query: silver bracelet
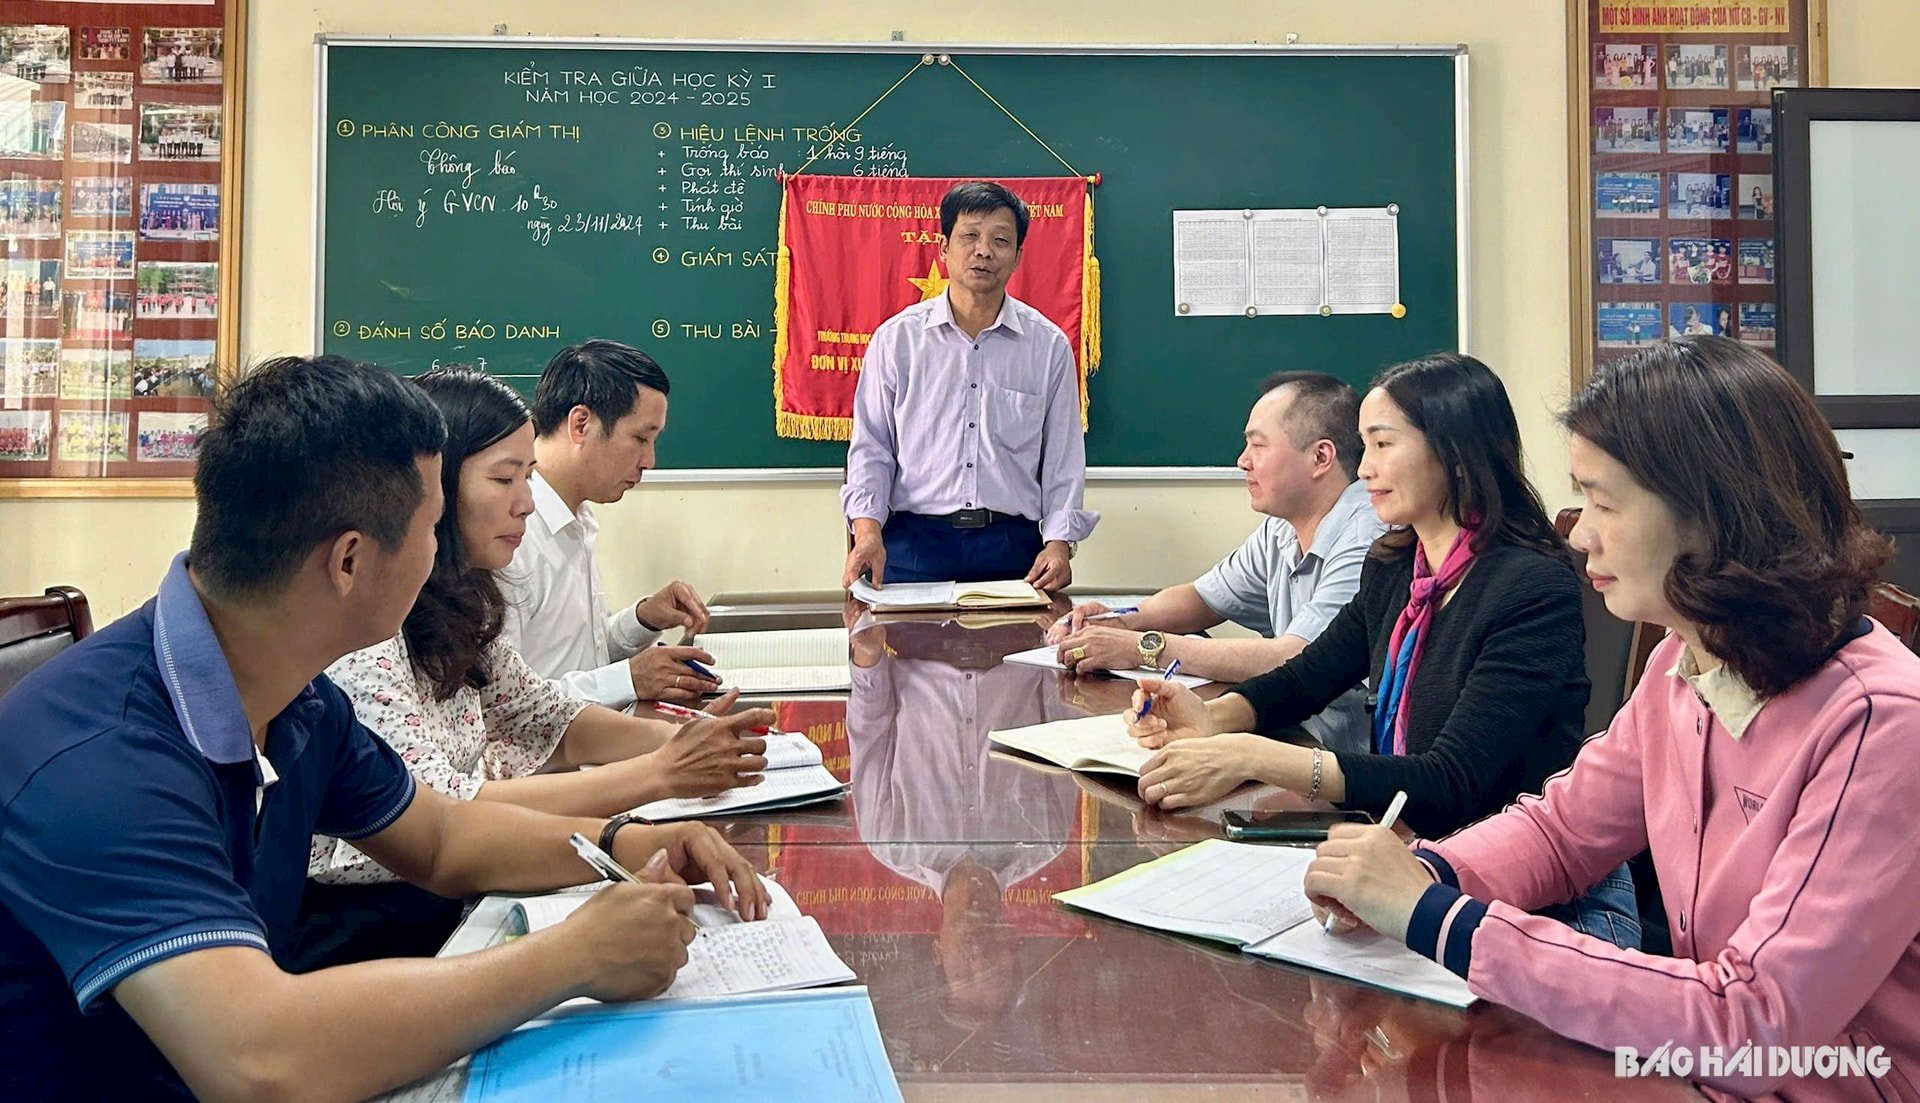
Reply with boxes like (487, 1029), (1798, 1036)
(1307, 748), (1323, 802)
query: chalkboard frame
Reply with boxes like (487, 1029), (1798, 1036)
(315, 36), (1470, 483)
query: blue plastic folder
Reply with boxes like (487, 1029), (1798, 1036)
(462, 987), (902, 1103)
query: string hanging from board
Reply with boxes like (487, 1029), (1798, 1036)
(784, 53), (1099, 185)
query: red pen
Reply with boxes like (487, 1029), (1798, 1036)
(651, 700), (777, 736)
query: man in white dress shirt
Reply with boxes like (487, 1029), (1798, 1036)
(498, 340), (720, 707)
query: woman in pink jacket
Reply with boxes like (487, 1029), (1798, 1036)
(1304, 335), (1919, 1102)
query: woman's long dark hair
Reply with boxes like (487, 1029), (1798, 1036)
(1563, 336), (1891, 696)
(403, 367), (530, 701)
(1368, 353), (1569, 564)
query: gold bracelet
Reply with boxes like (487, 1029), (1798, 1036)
(1308, 748), (1324, 802)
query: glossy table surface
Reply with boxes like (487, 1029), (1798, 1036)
(389, 604), (1698, 1102)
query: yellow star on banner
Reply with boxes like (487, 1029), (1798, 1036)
(907, 260), (948, 302)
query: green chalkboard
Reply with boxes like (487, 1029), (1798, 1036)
(318, 40), (1464, 471)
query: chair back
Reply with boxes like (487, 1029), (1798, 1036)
(1556, 509), (1646, 735)
(1869, 581), (1920, 655)
(0, 586), (95, 701)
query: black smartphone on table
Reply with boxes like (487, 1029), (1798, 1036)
(1220, 809), (1375, 842)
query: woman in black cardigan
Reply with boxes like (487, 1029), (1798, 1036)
(1130, 355), (1618, 872)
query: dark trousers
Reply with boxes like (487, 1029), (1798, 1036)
(286, 879), (466, 973)
(882, 512), (1042, 584)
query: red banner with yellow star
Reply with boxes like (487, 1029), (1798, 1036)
(772, 175), (1100, 441)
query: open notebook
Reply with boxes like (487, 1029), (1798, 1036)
(988, 713), (1155, 778)
(692, 627), (850, 694)
(502, 876), (856, 1005)
(629, 731), (846, 821)
(1055, 839), (1476, 1008)
(1002, 643), (1214, 688)
(849, 576), (1047, 612)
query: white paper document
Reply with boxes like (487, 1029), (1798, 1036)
(1243, 922), (1478, 1008)
(849, 576), (1047, 612)
(1324, 209), (1401, 310)
(988, 713), (1157, 778)
(630, 760), (846, 822)
(1251, 212), (1327, 312)
(694, 628), (851, 694)
(660, 916), (855, 1001)
(1057, 837), (1316, 943)
(1002, 643), (1213, 688)
(1055, 839), (1475, 1007)
(499, 877), (855, 1007)
(758, 730), (827, 771)
(1170, 217), (1250, 315)
(513, 875), (800, 932)
(1173, 206), (1401, 317)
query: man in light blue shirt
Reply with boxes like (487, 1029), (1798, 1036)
(1051, 372), (1384, 752)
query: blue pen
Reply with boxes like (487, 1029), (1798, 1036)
(1088, 606), (1140, 620)
(1135, 659), (1182, 722)
(683, 658), (720, 682)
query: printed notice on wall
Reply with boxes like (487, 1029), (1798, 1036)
(1173, 207), (1400, 317)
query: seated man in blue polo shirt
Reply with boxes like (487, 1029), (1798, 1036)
(0, 355), (772, 1103)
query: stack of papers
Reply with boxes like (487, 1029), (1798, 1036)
(1002, 643), (1214, 688)
(508, 876), (857, 1004)
(630, 731), (846, 821)
(988, 713), (1155, 778)
(1055, 839), (1476, 1007)
(693, 627), (850, 694)
(849, 576), (1047, 612)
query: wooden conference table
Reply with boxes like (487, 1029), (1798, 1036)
(388, 597), (1698, 1102)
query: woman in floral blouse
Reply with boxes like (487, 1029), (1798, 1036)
(293, 366), (770, 968)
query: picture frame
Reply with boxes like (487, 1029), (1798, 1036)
(1567, 0), (1824, 389)
(0, 0), (245, 497)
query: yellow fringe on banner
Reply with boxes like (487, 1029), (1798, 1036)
(775, 411), (852, 441)
(1078, 187), (1102, 430)
(771, 184), (798, 437)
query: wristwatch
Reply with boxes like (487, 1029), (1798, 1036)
(1138, 630), (1167, 671)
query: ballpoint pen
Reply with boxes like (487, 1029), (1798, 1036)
(1323, 789), (1408, 934)
(651, 699), (777, 736)
(568, 832), (646, 885)
(1135, 658), (1182, 723)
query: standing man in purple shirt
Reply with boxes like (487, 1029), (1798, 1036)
(839, 180), (1099, 590)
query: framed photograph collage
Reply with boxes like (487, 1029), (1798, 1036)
(1569, 0), (1823, 386)
(0, 1), (243, 493)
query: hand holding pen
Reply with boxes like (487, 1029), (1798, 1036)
(1124, 662), (1213, 749)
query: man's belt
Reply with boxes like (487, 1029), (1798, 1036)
(921, 508), (1024, 530)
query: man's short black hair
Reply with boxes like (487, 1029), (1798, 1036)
(940, 181), (1030, 247)
(530, 339), (671, 438)
(190, 354), (446, 599)
(1258, 371), (1364, 481)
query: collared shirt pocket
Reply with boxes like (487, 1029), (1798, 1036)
(984, 385), (1044, 458)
